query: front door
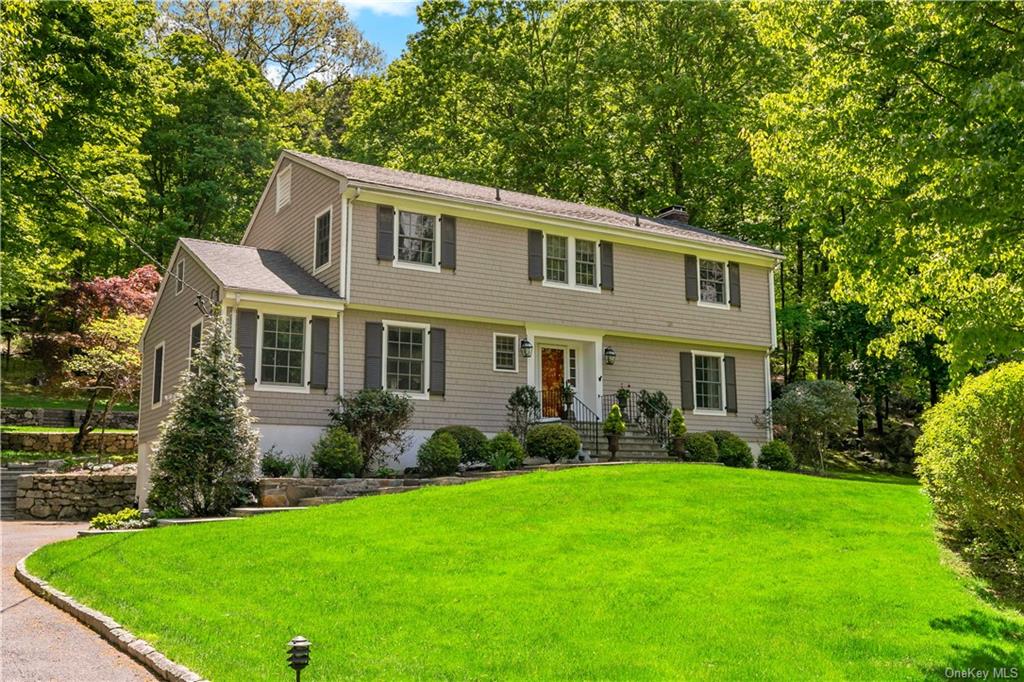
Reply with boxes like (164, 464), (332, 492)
(541, 347), (565, 417)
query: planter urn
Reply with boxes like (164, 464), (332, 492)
(606, 434), (620, 460)
(671, 436), (686, 458)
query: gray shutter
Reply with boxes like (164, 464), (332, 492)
(600, 241), (614, 291)
(528, 229), (543, 281)
(680, 351), (694, 410)
(429, 328), (446, 396)
(440, 215), (456, 269)
(376, 205), (394, 261)
(685, 255), (698, 301)
(728, 262), (741, 307)
(310, 316), (329, 389)
(236, 309), (258, 384)
(364, 322), (383, 389)
(724, 356), (738, 413)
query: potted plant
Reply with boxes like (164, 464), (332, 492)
(604, 404), (626, 460)
(560, 382), (575, 419)
(616, 386), (632, 422)
(668, 407), (687, 457)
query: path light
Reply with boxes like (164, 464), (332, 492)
(520, 338), (534, 359)
(287, 636), (310, 682)
(604, 347), (617, 366)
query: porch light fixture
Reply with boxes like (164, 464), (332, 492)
(604, 347), (617, 365)
(520, 338), (534, 359)
(287, 636), (311, 682)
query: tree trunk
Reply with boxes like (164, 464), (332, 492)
(73, 389), (100, 454)
(874, 390), (884, 436)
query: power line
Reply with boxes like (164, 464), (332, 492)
(0, 115), (216, 311)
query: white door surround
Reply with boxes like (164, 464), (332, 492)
(524, 325), (603, 417)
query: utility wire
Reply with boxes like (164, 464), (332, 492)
(0, 115), (216, 311)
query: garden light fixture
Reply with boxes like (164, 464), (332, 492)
(520, 338), (534, 358)
(287, 635), (310, 682)
(604, 347), (617, 365)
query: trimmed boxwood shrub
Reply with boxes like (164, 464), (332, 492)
(758, 440), (796, 471)
(434, 425), (488, 464)
(418, 432), (461, 476)
(486, 432), (525, 471)
(681, 432), (718, 462)
(312, 428), (363, 478)
(526, 423), (581, 463)
(708, 430), (754, 468)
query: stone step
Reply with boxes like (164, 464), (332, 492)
(297, 495), (358, 507)
(230, 506), (307, 517)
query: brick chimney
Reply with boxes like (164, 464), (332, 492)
(657, 205), (690, 225)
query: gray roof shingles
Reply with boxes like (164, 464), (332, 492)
(180, 238), (340, 299)
(287, 150), (780, 258)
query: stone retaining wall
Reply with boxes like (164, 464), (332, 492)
(1, 408), (137, 429)
(1, 430), (137, 454)
(15, 472), (136, 520)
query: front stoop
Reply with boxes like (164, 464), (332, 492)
(15, 553), (208, 682)
(575, 427), (672, 461)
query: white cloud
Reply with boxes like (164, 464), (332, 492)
(341, 0), (418, 17)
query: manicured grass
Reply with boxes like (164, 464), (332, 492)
(0, 425), (136, 434)
(28, 465), (1023, 680)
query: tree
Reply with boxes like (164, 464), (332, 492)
(148, 311), (260, 516)
(767, 380), (859, 471)
(61, 314), (145, 454)
(329, 389), (414, 475)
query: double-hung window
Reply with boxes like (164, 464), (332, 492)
(546, 235), (568, 283)
(698, 258), (727, 306)
(189, 320), (202, 371)
(694, 353), (725, 412)
(575, 239), (596, 287)
(386, 325), (426, 394)
(493, 334), (518, 372)
(151, 343), (164, 408)
(544, 235), (599, 290)
(314, 208), (331, 271)
(174, 259), (184, 295)
(261, 315), (305, 386)
(397, 211), (437, 267)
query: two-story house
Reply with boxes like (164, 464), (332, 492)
(136, 151), (781, 501)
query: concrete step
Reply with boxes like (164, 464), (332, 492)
(230, 507), (306, 517)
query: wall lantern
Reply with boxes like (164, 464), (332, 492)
(520, 338), (534, 359)
(287, 636), (311, 682)
(604, 347), (617, 365)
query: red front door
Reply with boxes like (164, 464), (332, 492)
(541, 348), (565, 417)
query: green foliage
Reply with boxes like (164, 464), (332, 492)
(417, 432), (461, 477)
(758, 441), (796, 472)
(769, 381), (859, 471)
(89, 507), (148, 530)
(526, 423), (581, 464)
(148, 312), (260, 516)
(708, 431), (754, 469)
(311, 427), (363, 478)
(260, 446), (294, 478)
(682, 433), (718, 463)
(916, 361), (1024, 591)
(485, 432), (525, 471)
(603, 404), (626, 436)
(506, 385), (540, 444)
(433, 425), (488, 464)
(330, 388), (413, 475)
(668, 408), (687, 438)
(637, 390), (671, 423)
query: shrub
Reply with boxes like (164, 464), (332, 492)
(418, 432), (461, 476)
(668, 408), (687, 438)
(708, 431), (754, 468)
(758, 440), (796, 471)
(311, 428), (363, 478)
(682, 432), (718, 462)
(507, 385), (540, 443)
(526, 423), (581, 463)
(637, 389), (671, 424)
(330, 388), (413, 475)
(486, 432), (525, 471)
(916, 362), (1024, 590)
(767, 380), (858, 471)
(148, 312), (260, 517)
(90, 507), (150, 530)
(603, 404), (626, 436)
(434, 425), (488, 464)
(260, 446), (294, 478)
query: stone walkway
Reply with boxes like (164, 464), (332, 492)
(1, 520), (154, 681)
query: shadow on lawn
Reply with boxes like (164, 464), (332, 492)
(926, 610), (1024, 677)
(33, 532), (139, 581)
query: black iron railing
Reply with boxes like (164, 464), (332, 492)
(601, 389), (672, 448)
(538, 387), (601, 458)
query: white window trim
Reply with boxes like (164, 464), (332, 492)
(393, 210), (441, 273)
(174, 259), (184, 295)
(276, 165), (292, 213)
(541, 233), (601, 293)
(696, 257), (730, 309)
(493, 333), (519, 373)
(188, 318), (203, 370)
(312, 206), (333, 274)
(382, 319), (431, 400)
(692, 350), (728, 415)
(254, 310), (312, 394)
(151, 341), (165, 409)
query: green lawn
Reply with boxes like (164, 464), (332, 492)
(0, 425), (136, 434)
(2, 357), (137, 412)
(27, 465), (1023, 680)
